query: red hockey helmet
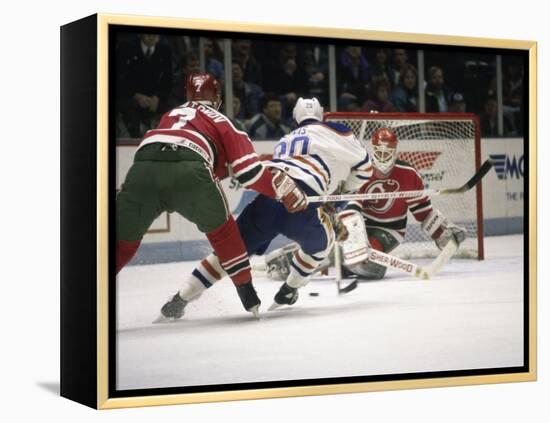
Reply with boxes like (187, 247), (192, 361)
(371, 127), (398, 174)
(186, 72), (222, 110)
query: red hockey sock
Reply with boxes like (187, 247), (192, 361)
(116, 239), (141, 274)
(206, 217), (251, 286)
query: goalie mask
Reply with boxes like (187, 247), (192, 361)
(186, 72), (222, 110)
(371, 127), (398, 175)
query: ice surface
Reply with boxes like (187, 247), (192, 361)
(116, 235), (524, 390)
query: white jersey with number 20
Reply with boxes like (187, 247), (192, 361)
(268, 121), (372, 195)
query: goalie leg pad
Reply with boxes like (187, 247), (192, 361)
(265, 243), (299, 281)
(345, 260), (387, 280)
(337, 210), (369, 266)
(342, 228), (400, 281)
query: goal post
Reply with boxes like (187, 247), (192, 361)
(324, 112), (484, 260)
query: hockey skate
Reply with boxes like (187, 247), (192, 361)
(268, 283), (299, 311)
(236, 282), (261, 318)
(153, 293), (188, 323)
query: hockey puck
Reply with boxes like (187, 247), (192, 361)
(309, 292), (320, 297)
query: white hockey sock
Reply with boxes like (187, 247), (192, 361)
(179, 254), (226, 301)
(286, 249), (324, 288)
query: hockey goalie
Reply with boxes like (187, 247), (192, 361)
(266, 127), (467, 281)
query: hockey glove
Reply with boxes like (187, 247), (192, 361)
(421, 210), (467, 250)
(334, 217), (349, 242)
(435, 224), (467, 250)
(320, 203), (348, 241)
(272, 169), (308, 213)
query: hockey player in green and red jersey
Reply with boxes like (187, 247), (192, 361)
(116, 73), (307, 316)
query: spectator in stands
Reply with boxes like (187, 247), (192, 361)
(390, 64), (418, 112)
(425, 66), (453, 113)
(166, 35), (198, 76)
(344, 100), (362, 112)
(479, 96), (515, 136)
(479, 97), (499, 136)
(303, 44), (329, 105)
(184, 52), (201, 75)
(503, 59), (523, 135)
(231, 96), (247, 132)
(503, 60), (523, 109)
(204, 38), (224, 81)
(338, 46), (370, 109)
(116, 34), (173, 137)
(370, 48), (394, 87)
(233, 39), (263, 85)
(390, 48), (409, 87)
(362, 77), (395, 112)
(448, 92), (467, 113)
(248, 93), (291, 140)
(264, 43), (309, 119)
(168, 51), (201, 108)
(232, 61), (264, 119)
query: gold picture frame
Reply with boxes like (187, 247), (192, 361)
(60, 13), (537, 409)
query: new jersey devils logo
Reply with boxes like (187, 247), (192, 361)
(364, 179), (400, 213)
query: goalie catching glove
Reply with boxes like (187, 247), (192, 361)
(272, 169), (308, 213)
(421, 209), (467, 250)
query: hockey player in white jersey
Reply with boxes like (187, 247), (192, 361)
(158, 98), (372, 319)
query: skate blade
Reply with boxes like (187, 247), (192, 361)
(249, 305), (261, 319)
(152, 314), (175, 324)
(268, 302), (283, 311)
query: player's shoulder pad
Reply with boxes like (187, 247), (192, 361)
(317, 121), (354, 135)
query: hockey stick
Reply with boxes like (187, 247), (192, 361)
(334, 241), (359, 295)
(366, 239), (459, 280)
(367, 249), (429, 279)
(308, 158), (494, 203)
(421, 239), (458, 277)
(254, 246), (357, 295)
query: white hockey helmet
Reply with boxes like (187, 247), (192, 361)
(293, 97), (324, 124)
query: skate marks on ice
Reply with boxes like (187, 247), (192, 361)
(118, 278), (376, 337)
(115, 235), (524, 391)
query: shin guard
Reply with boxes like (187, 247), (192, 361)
(206, 217), (251, 286)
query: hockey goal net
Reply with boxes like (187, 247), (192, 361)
(324, 112), (484, 260)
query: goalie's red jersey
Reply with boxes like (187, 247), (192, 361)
(138, 101), (276, 198)
(347, 160), (433, 240)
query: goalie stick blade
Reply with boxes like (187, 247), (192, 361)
(338, 278), (358, 295)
